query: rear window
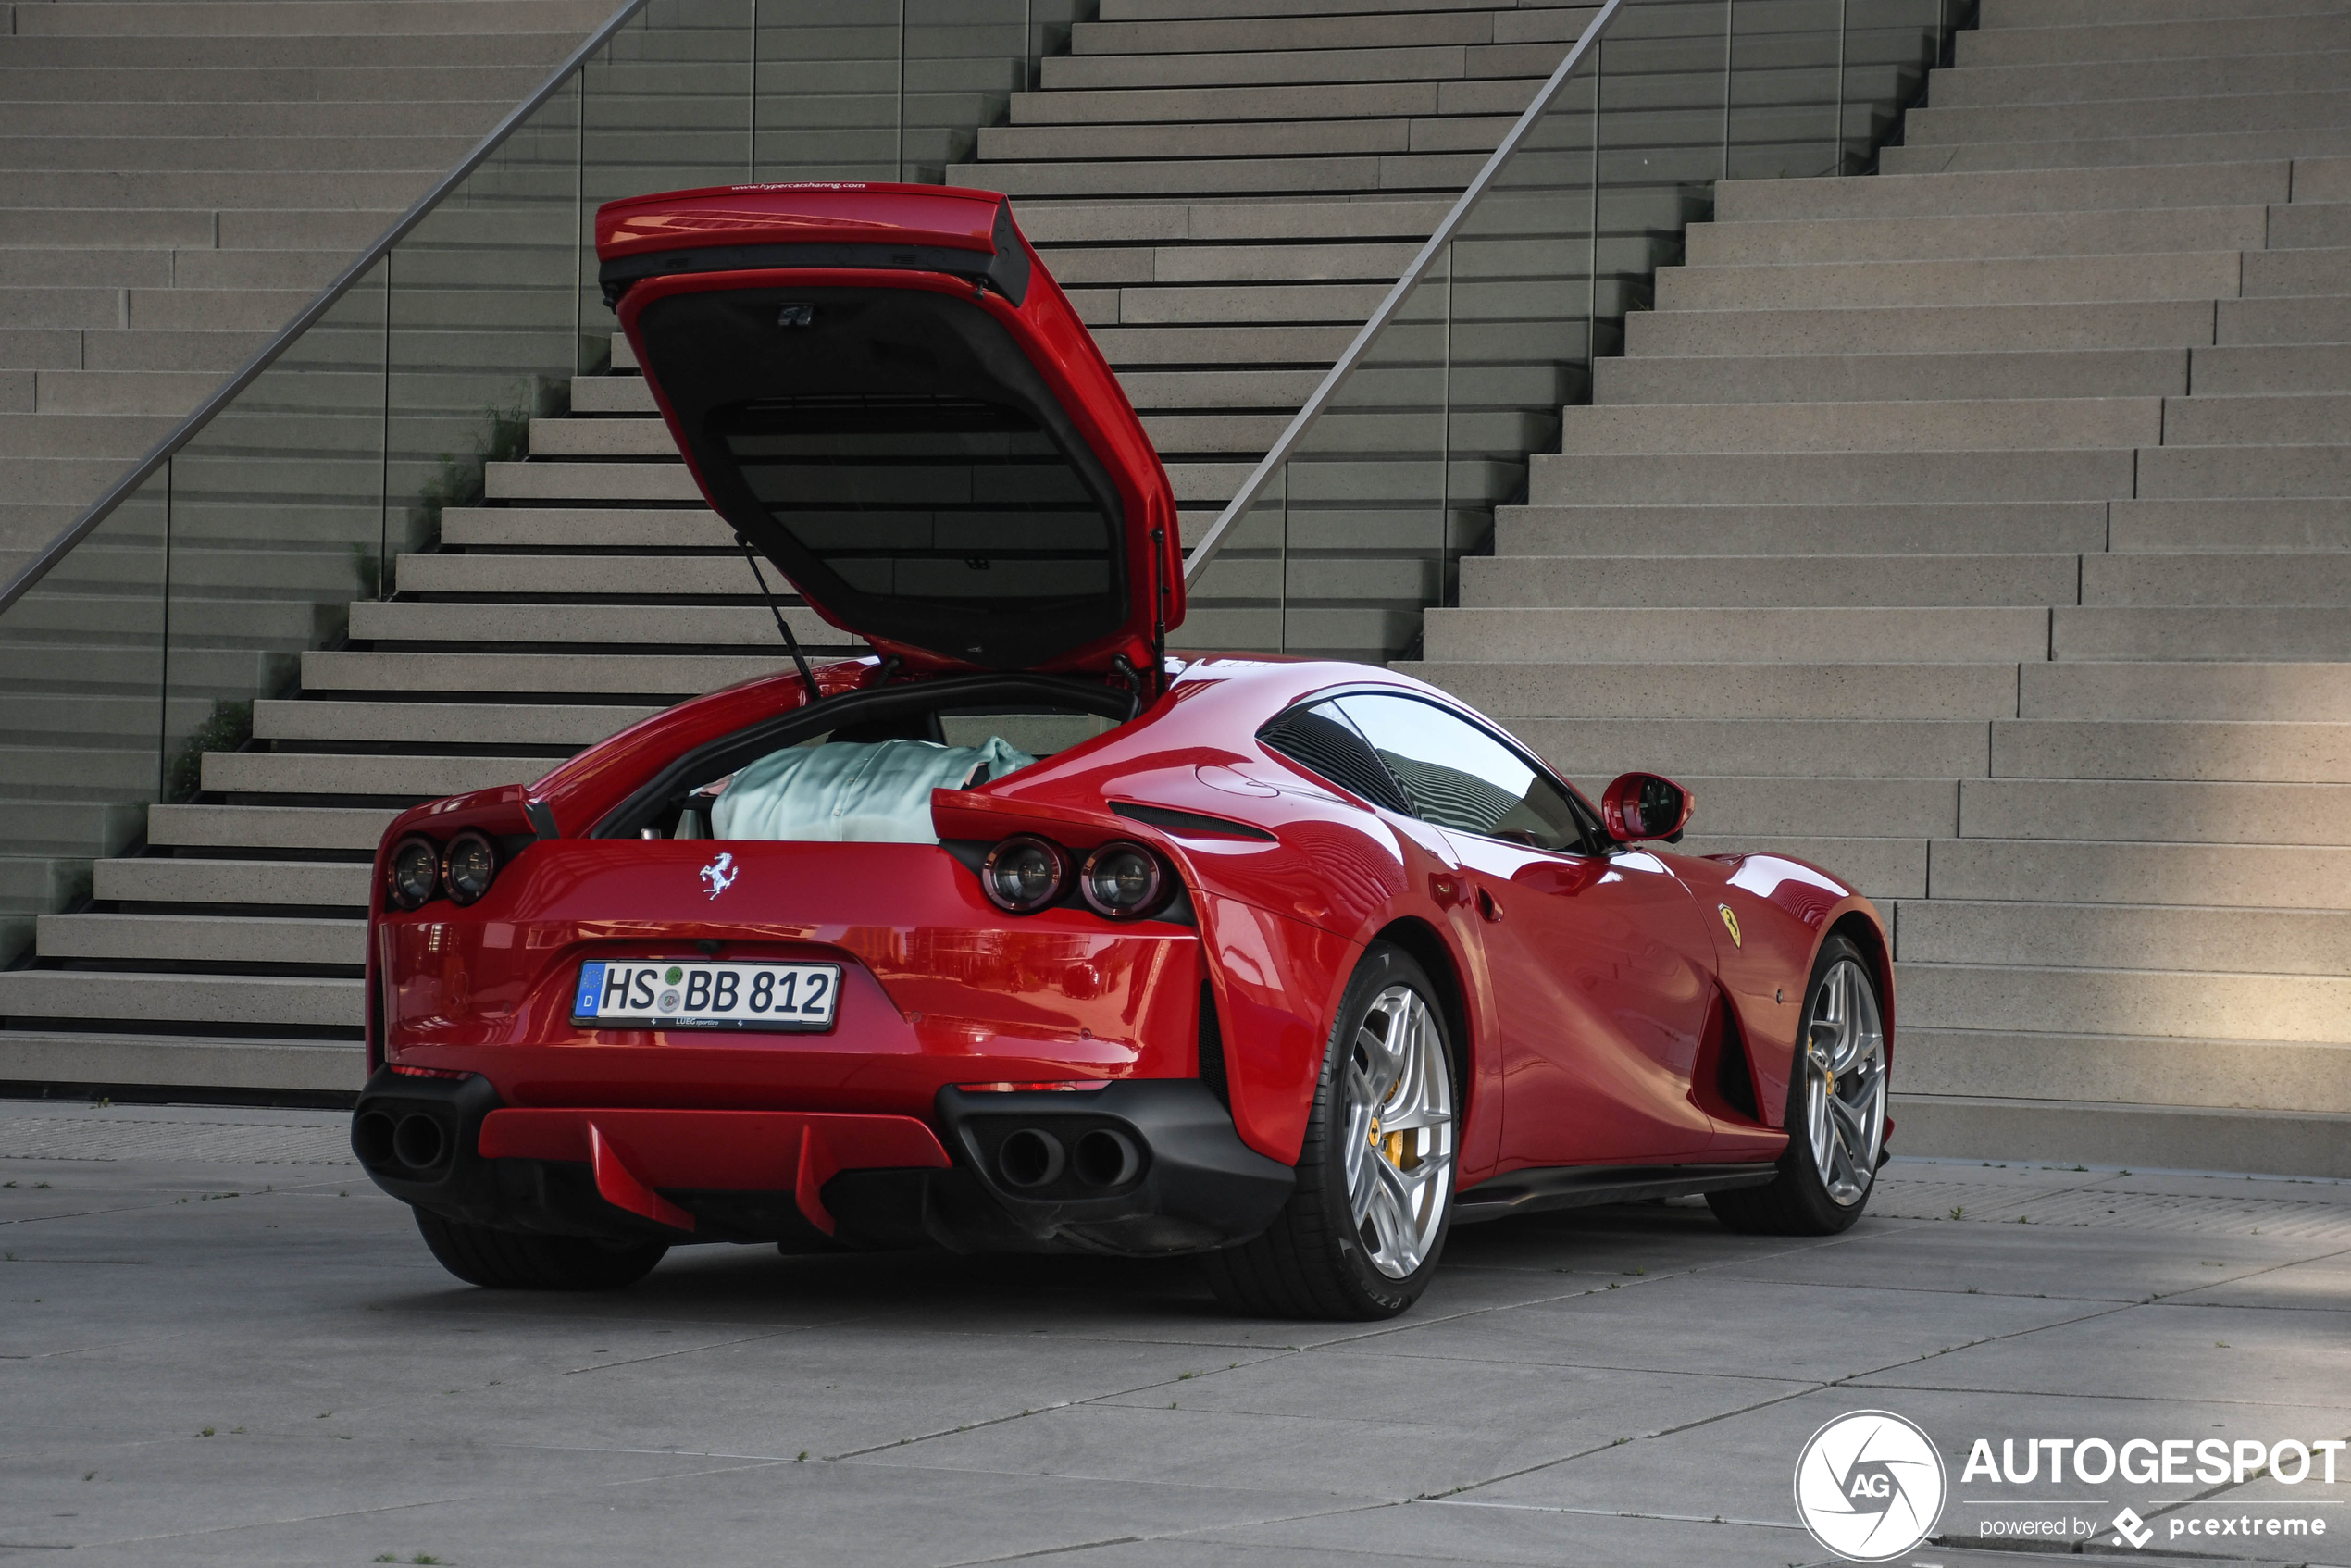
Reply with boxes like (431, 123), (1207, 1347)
(715, 395), (1115, 606)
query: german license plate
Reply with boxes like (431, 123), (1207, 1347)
(572, 960), (840, 1032)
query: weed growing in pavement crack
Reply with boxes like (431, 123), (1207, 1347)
(1949, 1206), (1965, 1220)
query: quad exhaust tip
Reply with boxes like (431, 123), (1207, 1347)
(998, 1128), (1064, 1188)
(1072, 1127), (1139, 1188)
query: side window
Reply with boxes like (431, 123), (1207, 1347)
(1334, 693), (1594, 853)
(1259, 701), (1412, 814)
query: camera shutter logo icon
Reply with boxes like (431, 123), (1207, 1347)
(1794, 1410), (1948, 1561)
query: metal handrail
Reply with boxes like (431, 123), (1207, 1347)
(0, 0), (656, 616)
(1180, 0), (1627, 588)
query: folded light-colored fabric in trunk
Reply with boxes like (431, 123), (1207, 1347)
(711, 737), (1036, 843)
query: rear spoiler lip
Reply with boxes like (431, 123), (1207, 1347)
(597, 193), (1031, 308)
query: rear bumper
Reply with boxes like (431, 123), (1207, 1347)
(352, 1070), (1292, 1258)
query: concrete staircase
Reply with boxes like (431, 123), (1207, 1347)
(11, 0), (2341, 1181)
(0, 0), (1647, 1093)
(0, 0), (616, 578)
(1401, 0), (2351, 1176)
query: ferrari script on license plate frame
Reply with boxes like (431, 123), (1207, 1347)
(572, 960), (840, 1032)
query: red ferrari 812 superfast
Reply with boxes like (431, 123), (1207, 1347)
(352, 184), (1894, 1320)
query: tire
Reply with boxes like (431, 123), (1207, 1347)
(412, 1208), (668, 1290)
(1201, 941), (1459, 1320)
(1708, 934), (1888, 1237)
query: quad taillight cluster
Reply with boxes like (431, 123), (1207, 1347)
(384, 831), (500, 912)
(980, 835), (1169, 920)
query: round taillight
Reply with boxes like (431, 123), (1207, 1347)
(386, 837), (440, 910)
(442, 831), (498, 906)
(981, 836), (1067, 915)
(1079, 841), (1163, 919)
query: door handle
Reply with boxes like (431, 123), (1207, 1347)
(1476, 888), (1502, 923)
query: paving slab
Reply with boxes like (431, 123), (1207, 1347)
(2, 1115), (2345, 1565)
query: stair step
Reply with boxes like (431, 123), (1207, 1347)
(2055, 605), (2351, 661)
(94, 857), (371, 909)
(1902, 1029), (2351, 1119)
(1958, 778), (2351, 849)
(1553, 397), (2160, 454)
(1069, 8), (1533, 57)
(1526, 448), (2132, 504)
(1896, 899), (2351, 977)
(1897, 961), (2351, 1046)
(1931, 838), (2351, 911)
(1713, 160), (2292, 221)
(344, 600), (852, 649)
(299, 649), (795, 698)
(146, 803), (396, 852)
(2119, 435), (2351, 503)
(1399, 660), (2021, 721)
(1885, 127), (2351, 177)
(1994, 718), (2351, 784)
(1687, 205), (2267, 266)
(1655, 252), (2243, 311)
(2191, 343), (2351, 396)
(1627, 299), (2219, 356)
(2083, 550), (2351, 606)
(1493, 501), (2108, 557)
(399, 552), (764, 597)
(1959, 14), (2351, 68)
(2020, 661), (2351, 723)
(1893, 1094), (2351, 1180)
(438, 505), (723, 549)
(0, 968), (361, 1029)
(1460, 553), (2081, 608)
(1423, 605), (2049, 664)
(202, 751), (548, 799)
(252, 699), (655, 748)
(1596, 348), (2188, 405)
(35, 912), (363, 966)
(1934, 55), (2351, 112)
(1905, 88), (2351, 153)
(0, 1030), (359, 1094)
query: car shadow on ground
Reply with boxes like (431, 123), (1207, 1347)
(370, 1197), (1773, 1332)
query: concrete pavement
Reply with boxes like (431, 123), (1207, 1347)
(1, 1099), (2345, 1567)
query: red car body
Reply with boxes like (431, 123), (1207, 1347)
(353, 185), (1891, 1275)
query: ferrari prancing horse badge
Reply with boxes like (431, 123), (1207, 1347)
(1718, 904), (1741, 948)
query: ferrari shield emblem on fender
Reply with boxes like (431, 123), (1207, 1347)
(1718, 904), (1742, 948)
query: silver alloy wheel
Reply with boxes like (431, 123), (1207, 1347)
(1802, 957), (1887, 1207)
(1341, 982), (1455, 1279)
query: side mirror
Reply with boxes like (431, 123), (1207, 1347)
(1600, 772), (1693, 844)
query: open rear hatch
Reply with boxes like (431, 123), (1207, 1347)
(596, 183), (1183, 677)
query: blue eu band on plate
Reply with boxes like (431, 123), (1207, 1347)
(573, 961), (841, 1032)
